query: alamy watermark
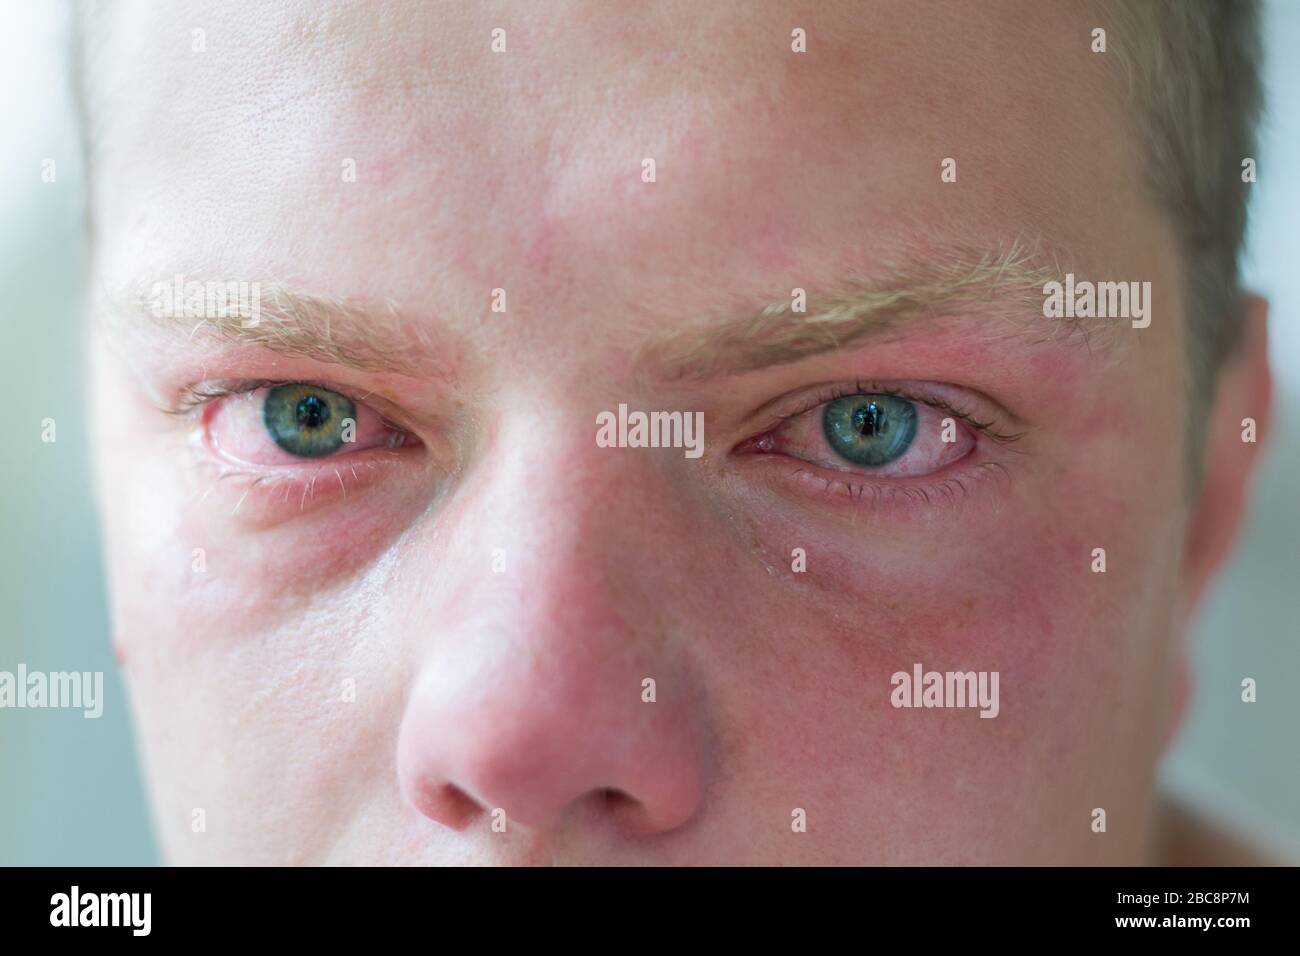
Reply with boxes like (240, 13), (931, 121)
(596, 404), (704, 459)
(890, 663), (999, 718)
(50, 886), (150, 936)
(1042, 273), (1151, 328)
(0, 664), (103, 718)
(149, 273), (262, 327)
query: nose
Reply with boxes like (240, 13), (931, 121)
(397, 632), (706, 834)
(395, 420), (710, 837)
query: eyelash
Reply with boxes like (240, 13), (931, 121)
(167, 378), (366, 417)
(199, 457), (392, 515)
(757, 379), (1025, 446)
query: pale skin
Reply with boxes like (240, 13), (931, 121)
(86, 0), (1271, 864)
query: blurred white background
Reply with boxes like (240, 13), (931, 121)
(1, 1), (1296, 864)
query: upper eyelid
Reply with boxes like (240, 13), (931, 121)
(177, 379), (1025, 450)
(169, 379), (381, 417)
(168, 379), (272, 416)
(762, 380), (1027, 445)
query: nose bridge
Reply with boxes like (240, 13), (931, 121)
(463, 393), (709, 634)
(462, 408), (645, 634)
(394, 402), (708, 836)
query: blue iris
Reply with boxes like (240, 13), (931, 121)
(822, 394), (917, 466)
(263, 384), (355, 458)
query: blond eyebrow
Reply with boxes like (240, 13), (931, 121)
(640, 237), (1085, 380)
(104, 275), (434, 377)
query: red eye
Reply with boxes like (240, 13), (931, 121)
(753, 394), (976, 479)
(205, 385), (411, 466)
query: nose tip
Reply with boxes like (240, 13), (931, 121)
(399, 722), (584, 831)
(396, 676), (706, 837)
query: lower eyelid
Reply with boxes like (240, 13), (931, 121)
(734, 447), (1013, 517)
(187, 445), (414, 525)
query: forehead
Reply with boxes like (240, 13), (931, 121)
(90, 0), (1148, 344)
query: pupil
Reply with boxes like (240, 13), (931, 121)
(853, 401), (886, 437)
(296, 395), (330, 430)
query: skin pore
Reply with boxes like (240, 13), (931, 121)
(86, 0), (1270, 864)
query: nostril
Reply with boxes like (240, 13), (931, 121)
(410, 780), (483, 830)
(438, 785), (485, 829)
(601, 787), (658, 833)
(602, 787), (634, 810)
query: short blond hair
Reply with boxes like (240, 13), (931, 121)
(1096, 0), (1263, 398)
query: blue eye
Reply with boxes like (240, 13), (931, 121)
(822, 394), (918, 466)
(263, 384), (356, 458)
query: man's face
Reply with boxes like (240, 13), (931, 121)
(89, 0), (1193, 863)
